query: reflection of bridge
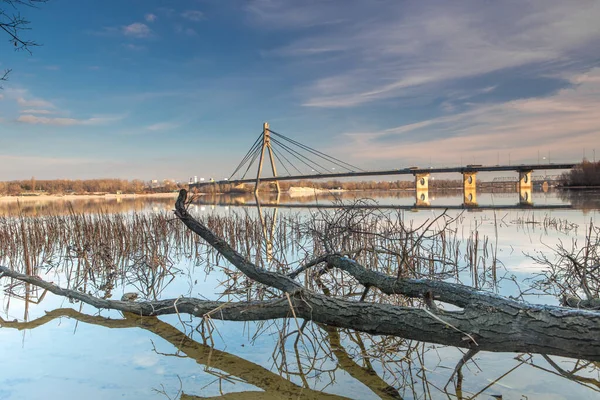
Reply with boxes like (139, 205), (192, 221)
(492, 175), (561, 183)
(194, 198), (573, 211)
(189, 123), (577, 208)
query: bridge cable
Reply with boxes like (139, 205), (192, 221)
(229, 134), (260, 179)
(229, 132), (263, 180)
(270, 146), (294, 176)
(270, 139), (330, 175)
(270, 138), (325, 174)
(229, 132), (263, 179)
(271, 137), (330, 174)
(273, 134), (359, 172)
(231, 133), (262, 174)
(239, 144), (264, 180)
(233, 143), (262, 180)
(271, 131), (363, 172)
(270, 137), (330, 174)
(268, 141), (305, 176)
(269, 130), (365, 172)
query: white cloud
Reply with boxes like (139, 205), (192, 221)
(123, 43), (146, 51)
(145, 13), (157, 23)
(17, 114), (122, 126)
(334, 68), (600, 165)
(123, 23), (152, 38)
(20, 109), (54, 115)
(181, 10), (204, 21)
(249, 0), (600, 108)
(17, 96), (54, 108)
(0, 93), (4, 100)
(146, 122), (180, 131)
(17, 115), (80, 126)
(174, 25), (198, 36)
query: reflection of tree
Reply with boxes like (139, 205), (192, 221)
(0, 308), (348, 399)
(321, 325), (402, 399)
(3, 308), (600, 399)
(557, 190), (600, 212)
(0, 196), (176, 217)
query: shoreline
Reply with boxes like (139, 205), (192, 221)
(0, 192), (179, 203)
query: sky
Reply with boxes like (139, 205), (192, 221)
(0, 0), (599, 181)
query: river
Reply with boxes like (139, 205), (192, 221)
(0, 189), (599, 399)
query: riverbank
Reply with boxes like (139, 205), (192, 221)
(0, 192), (179, 203)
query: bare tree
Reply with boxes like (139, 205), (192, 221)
(0, 0), (48, 85)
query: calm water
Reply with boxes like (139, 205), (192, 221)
(1, 189), (599, 399)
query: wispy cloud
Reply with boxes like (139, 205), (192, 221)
(174, 25), (198, 36)
(334, 68), (600, 165)
(20, 109), (54, 115)
(123, 43), (146, 51)
(0, 94), (4, 100)
(17, 96), (54, 108)
(123, 23), (152, 38)
(249, 0), (600, 108)
(145, 13), (157, 23)
(146, 122), (180, 131)
(246, 0), (347, 29)
(181, 10), (204, 22)
(17, 114), (123, 126)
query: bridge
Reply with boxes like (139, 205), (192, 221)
(189, 123), (577, 207)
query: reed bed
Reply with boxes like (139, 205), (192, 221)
(0, 203), (500, 303)
(513, 212), (579, 234)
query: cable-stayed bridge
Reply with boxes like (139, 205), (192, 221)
(189, 123), (577, 206)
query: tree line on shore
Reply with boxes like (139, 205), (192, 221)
(0, 178), (186, 196)
(560, 160), (600, 187)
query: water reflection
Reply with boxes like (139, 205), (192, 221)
(1, 191), (599, 399)
(559, 189), (600, 212)
(191, 188), (580, 210)
(0, 195), (177, 216)
(1, 307), (599, 399)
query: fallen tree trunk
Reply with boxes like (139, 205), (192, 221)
(7, 263), (600, 360)
(2, 189), (600, 361)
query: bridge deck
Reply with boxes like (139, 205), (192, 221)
(190, 163), (575, 188)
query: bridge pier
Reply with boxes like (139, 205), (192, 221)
(462, 172), (477, 207)
(518, 170), (533, 190)
(414, 173), (430, 206)
(415, 173), (430, 191)
(518, 170), (533, 206)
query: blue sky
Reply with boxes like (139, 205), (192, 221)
(1, 0), (599, 181)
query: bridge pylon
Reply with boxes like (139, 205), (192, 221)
(255, 122), (280, 194)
